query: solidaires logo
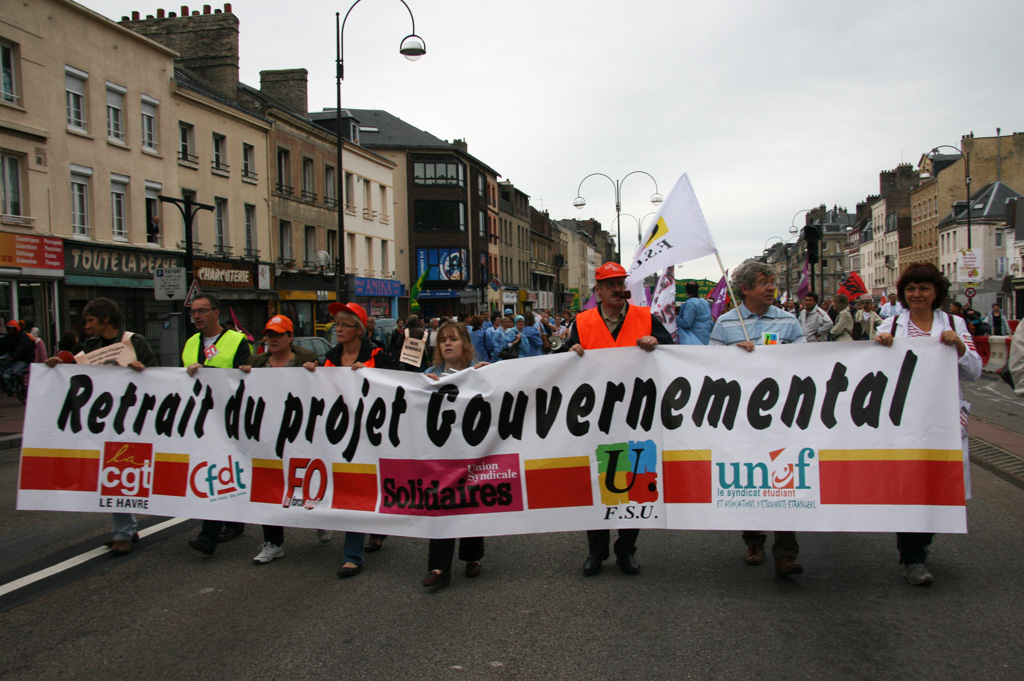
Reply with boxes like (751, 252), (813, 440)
(595, 440), (658, 506)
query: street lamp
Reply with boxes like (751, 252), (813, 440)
(573, 171), (663, 262)
(335, 1), (426, 303)
(927, 144), (972, 249)
(158, 194), (214, 291)
(620, 211), (658, 245)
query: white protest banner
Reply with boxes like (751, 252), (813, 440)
(18, 341), (966, 538)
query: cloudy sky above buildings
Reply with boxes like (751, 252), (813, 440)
(92, 0), (1024, 280)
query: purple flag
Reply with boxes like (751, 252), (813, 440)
(709, 273), (729, 320)
(583, 288), (598, 310)
(795, 259), (810, 301)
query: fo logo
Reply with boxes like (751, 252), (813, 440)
(717, 447), (815, 490)
(595, 440), (658, 506)
(100, 442), (154, 497)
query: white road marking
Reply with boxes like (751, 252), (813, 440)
(0, 517), (188, 597)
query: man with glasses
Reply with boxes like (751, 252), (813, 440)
(183, 293), (251, 556)
(565, 261), (673, 577)
(709, 260), (806, 577)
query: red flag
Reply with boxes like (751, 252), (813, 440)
(837, 272), (868, 301)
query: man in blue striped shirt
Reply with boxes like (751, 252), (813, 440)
(709, 260), (806, 577)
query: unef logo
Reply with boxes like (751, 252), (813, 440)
(190, 456), (247, 499)
(596, 440), (658, 520)
(100, 442), (153, 497)
(717, 447), (815, 491)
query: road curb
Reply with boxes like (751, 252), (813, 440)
(0, 434), (22, 450)
(969, 437), (1024, 491)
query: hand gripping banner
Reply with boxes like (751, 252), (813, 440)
(17, 340), (966, 538)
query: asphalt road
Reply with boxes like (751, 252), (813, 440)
(2, 443), (1023, 681)
(962, 372), (1024, 433)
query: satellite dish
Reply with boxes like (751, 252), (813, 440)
(315, 250), (332, 267)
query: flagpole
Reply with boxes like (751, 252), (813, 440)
(715, 252), (751, 343)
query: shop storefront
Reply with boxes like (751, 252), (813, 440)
(63, 243), (182, 358)
(501, 288), (518, 315)
(194, 258), (275, 340)
(354, 277), (401, 319)
(276, 272), (337, 337)
(0, 232), (64, 352)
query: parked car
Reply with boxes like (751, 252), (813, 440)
(292, 336), (333, 365)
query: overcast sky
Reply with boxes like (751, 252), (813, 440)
(92, 0), (1024, 280)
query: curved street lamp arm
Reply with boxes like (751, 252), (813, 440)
(619, 170), (661, 199)
(339, 0), (420, 79)
(575, 172), (617, 201)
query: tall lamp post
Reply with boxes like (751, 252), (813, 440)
(573, 171), (663, 262)
(620, 211), (658, 246)
(928, 144), (972, 249)
(158, 194), (214, 292)
(336, 1), (425, 304)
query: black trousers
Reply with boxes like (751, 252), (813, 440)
(427, 537), (484, 572)
(896, 532), (933, 564)
(586, 529), (639, 560)
(198, 520), (244, 545)
(742, 530), (799, 560)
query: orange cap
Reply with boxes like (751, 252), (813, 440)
(264, 315), (293, 334)
(595, 262), (627, 280)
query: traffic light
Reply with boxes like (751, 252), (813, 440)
(805, 225), (821, 264)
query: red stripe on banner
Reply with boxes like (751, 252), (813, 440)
(250, 464), (285, 505)
(20, 455), (99, 492)
(525, 467), (593, 509)
(820, 460), (965, 506)
(331, 472), (378, 512)
(152, 460), (189, 497)
(663, 460), (712, 503)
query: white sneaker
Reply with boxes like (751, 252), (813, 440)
(253, 542), (285, 565)
(904, 563), (933, 586)
(317, 530), (333, 544)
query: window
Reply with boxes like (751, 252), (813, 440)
(65, 67), (88, 130)
(178, 122), (196, 163)
(305, 225), (317, 264)
(145, 182), (161, 244)
(344, 172), (355, 211)
(1, 41), (19, 104)
(1, 152), (22, 216)
(477, 173), (485, 197)
(413, 157), (465, 186)
(214, 197), (228, 253)
(381, 240), (389, 275)
(379, 185), (388, 221)
(110, 175), (128, 239)
(365, 236), (373, 270)
(347, 233), (356, 269)
(242, 143), (256, 180)
(479, 209), (485, 238)
(414, 200), (466, 232)
(301, 158), (315, 200)
(106, 83), (125, 142)
(363, 179), (373, 218)
(325, 166), (336, 207)
(996, 231), (1004, 248)
(141, 96), (158, 150)
(279, 220), (292, 263)
(70, 165), (92, 236)
(276, 148), (291, 194)
(212, 134), (228, 172)
(244, 204), (256, 255)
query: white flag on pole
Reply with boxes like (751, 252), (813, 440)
(625, 173), (718, 291)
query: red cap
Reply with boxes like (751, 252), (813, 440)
(595, 262), (627, 280)
(264, 314), (293, 334)
(327, 301), (368, 327)
(5, 320), (19, 329)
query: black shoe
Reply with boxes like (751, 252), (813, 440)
(188, 538), (215, 556)
(104, 532), (141, 548)
(616, 554), (640, 575)
(364, 536), (385, 553)
(218, 526), (244, 543)
(582, 555), (603, 576)
(337, 563), (363, 578)
(422, 570), (451, 588)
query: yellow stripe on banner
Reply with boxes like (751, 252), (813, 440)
(252, 459), (284, 470)
(154, 452), (189, 464)
(332, 463), (376, 475)
(818, 449), (962, 462)
(21, 448), (100, 460)
(524, 456), (590, 471)
(663, 450), (712, 462)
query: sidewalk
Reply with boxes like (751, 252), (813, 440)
(969, 417), (1024, 459)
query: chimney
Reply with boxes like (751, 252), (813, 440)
(259, 69), (309, 115)
(120, 6), (240, 102)
(452, 138), (468, 152)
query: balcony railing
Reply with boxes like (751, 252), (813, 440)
(178, 150), (198, 164)
(276, 182), (294, 196)
(211, 160), (230, 173)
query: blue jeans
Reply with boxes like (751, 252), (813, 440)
(112, 513), (137, 540)
(342, 532), (365, 566)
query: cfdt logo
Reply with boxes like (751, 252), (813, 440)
(100, 442), (153, 497)
(596, 440), (658, 519)
(190, 456), (247, 500)
(717, 447), (815, 493)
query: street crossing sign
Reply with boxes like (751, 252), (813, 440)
(184, 280), (203, 307)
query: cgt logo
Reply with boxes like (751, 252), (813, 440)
(596, 440), (658, 519)
(717, 447), (815, 491)
(100, 442), (153, 497)
(190, 456), (247, 499)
